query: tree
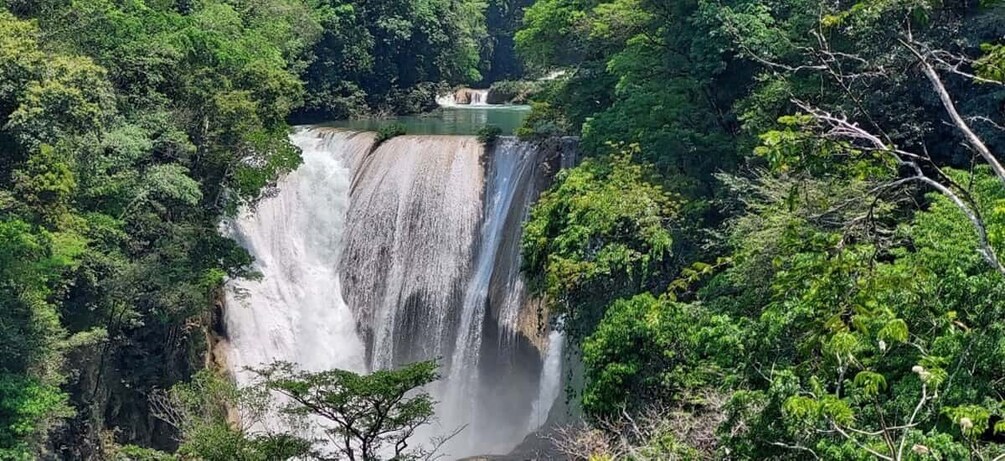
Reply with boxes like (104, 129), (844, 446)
(254, 360), (446, 461)
(151, 370), (311, 461)
(0, 219), (78, 459)
(522, 145), (676, 340)
(724, 0), (1005, 277)
(299, 0), (488, 120)
(512, 0), (1005, 458)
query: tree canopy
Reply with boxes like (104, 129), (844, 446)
(516, 0), (1005, 458)
(0, 0), (493, 457)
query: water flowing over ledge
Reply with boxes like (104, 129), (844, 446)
(437, 88), (490, 107)
(222, 128), (575, 458)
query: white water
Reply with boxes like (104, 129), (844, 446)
(529, 330), (564, 430)
(340, 135), (484, 370)
(225, 128), (566, 458)
(469, 89), (488, 105)
(437, 88), (490, 107)
(223, 129), (371, 383)
(443, 138), (542, 451)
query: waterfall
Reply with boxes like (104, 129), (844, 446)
(469, 89), (488, 105)
(222, 129), (373, 384)
(529, 330), (565, 430)
(442, 138), (544, 452)
(224, 128), (567, 458)
(340, 135), (484, 369)
(437, 88), (490, 107)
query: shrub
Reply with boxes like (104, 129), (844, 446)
(375, 123), (407, 143)
(516, 102), (571, 140)
(487, 80), (543, 104)
(477, 125), (503, 145)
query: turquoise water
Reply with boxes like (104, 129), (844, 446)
(323, 105), (530, 136)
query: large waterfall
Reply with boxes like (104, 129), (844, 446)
(223, 128), (566, 458)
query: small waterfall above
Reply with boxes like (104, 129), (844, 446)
(437, 88), (490, 107)
(223, 127), (572, 458)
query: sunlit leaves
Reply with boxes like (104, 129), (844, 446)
(943, 405), (994, 437)
(783, 395), (854, 427)
(852, 371), (886, 397)
(514, 0), (588, 68)
(3, 53), (115, 149)
(0, 375), (72, 459)
(877, 318), (908, 344)
(0, 2), (318, 455)
(581, 294), (725, 415)
(975, 44), (1005, 83)
(12, 145), (77, 227)
(142, 164), (202, 207)
(0, 12), (44, 113)
(523, 145), (675, 337)
(754, 114), (893, 179)
(253, 361), (439, 460)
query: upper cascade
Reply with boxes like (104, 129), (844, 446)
(437, 88), (490, 107)
(223, 128), (573, 458)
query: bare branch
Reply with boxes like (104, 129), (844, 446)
(927, 49), (1005, 86)
(830, 421), (894, 461)
(771, 441), (821, 460)
(793, 100), (1005, 277)
(419, 425), (467, 461)
(900, 39), (1005, 184)
(896, 384), (930, 461)
(968, 116), (1005, 132)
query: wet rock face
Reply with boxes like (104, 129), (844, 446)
(454, 88), (474, 104)
(453, 88), (488, 105)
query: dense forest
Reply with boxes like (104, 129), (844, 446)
(4, 0), (1005, 459)
(516, 0), (1005, 458)
(0, 0), (489, 458)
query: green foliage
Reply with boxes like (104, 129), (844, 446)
(477, 125), (504, 144)
(515, 0), (745, 198)
(581, 293), (736, 415)
(0, 1), (329, 455)
(375, 123), (408, 143)
(299, 0), (488, 119)
(254, 361), (440, 461)
(515, 0), (1005, 456)
(486, 80), (542, 104)
(480, 0), (535, 83)
(12, 145), (77, 227)
(0, 375), (72, 459)
(155, 370), (310, 461)
(522, 146), (675, 338)
(515, 0), (590, 69)
(975, 43), (1005, 83)
(163, 363), (442, 461)
(515, 101), (571, 139)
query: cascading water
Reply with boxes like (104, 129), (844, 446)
(340, 135), (484, 370)
(437, 88), (490, 107)
(442, 138), (547, 451)
(529, 329), (565, 430)
(222, 129), (373, 382)
(469, 89), (488, 105)
(224, 128), (569, 458)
